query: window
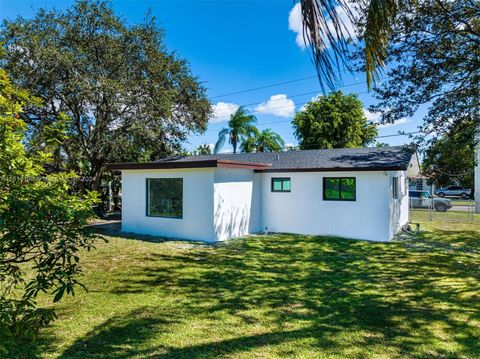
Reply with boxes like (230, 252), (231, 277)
(416, 180), (423, 190)
(392, 177), (399, 199)
(146, 178), (183, 218)
(323, 177), (356, 201)
(271, 178), (291, 192)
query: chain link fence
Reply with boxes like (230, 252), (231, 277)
(410, 196), (480, 224)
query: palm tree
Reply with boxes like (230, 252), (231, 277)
(214, 107), (258, 154)
(255, 129), (285, 152)
(299, 0), (400, 90)
(240, 129), (285, 153)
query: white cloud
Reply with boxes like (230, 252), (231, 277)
(288, 3), (356, 50)
(364, 109), (410, 128)
(288, 3), (308, 48)
(210, 102), (239, 123)
(377, 117), (409, 128)
(364, 108), (380, 122)
(255, 94), (295, 117)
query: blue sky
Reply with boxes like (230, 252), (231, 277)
(0, 0), (421, 152)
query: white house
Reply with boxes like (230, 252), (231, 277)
(108, 146), (419, 242)
(408, 175), (435, 193)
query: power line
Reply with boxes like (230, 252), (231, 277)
(209, 75), (318, 99)
(207, 90), (371, 131)
(377, 131), (420, 139)
(209, 68), (355, 99)
(211, 80), (371, 119)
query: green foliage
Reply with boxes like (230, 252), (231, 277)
(214, 107), (258, 154)
(0, 67), (99, 343)
(1, 0), (211, 195)
(240, 128), (285, 153)
(422, 121), (475, 189)
(366, 0), (480, 136)
(292, 91), (378, 149)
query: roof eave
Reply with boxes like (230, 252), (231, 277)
(255, 166), (408, 173)
(107, 159), (271, 171)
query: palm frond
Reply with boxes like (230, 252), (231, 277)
(300, 0), (354, 93)
(300, 0), (400, 91)
(364, 0), (399, 88)
(214, 128), (229, 154)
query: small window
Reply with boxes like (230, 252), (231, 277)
(146, 178), (183, 218)
(392, 177), (399, 199)
(271, 178), (291, 192)
(416, 180), (423, 190)
(323, 177), (356, 201)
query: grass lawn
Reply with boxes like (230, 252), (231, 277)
(3, 221), (480, 358)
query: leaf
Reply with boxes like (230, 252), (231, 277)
(53, 286), (65, 303)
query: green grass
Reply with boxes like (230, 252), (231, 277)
(411, 209), (480, 223)
(3, 221), (480, 358)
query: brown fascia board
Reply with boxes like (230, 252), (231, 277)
(107, 159), (271, 171)
(255, 166), (408, 173)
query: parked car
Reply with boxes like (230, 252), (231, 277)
(434, 186), (471, 199)
(409, 190), (452, 212)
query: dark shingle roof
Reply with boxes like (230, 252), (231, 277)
(108, 146), (415, 171)
(116, 145), (414, 172)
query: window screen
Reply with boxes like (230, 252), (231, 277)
(146, 178), (183, 218)
(271, 178), (291, 192)
(323, 177), (356, 201)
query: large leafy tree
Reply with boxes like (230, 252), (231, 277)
(240, 129), (285, 153)
(422, 121), (475, 189)
(292, 91), (377, 149)
(214, 107), (258, 154)
(0, 67), (98, 343)
(364, 0), (480, 136)
(1, 0), (211, 192)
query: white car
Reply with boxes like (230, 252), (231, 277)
(434, 186), (471, 199)
(409, 191), (452, 212)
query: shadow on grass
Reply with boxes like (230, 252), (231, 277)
(7, 227), (480, 358)
(58, 307), (173, 359)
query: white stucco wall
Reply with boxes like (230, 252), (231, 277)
(260, 171), (397, 242)
(388, 170), (409, 239)
(213, 168), (261, 241)
(121, 168), (216, 241)
(121, 167), (410, 242)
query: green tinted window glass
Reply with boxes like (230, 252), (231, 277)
(324, 178), (340, 200)
(271, 178), (291, 192)
(324, 177), (356, 201)
(340, 178), (356, 200)
(147, 178), (183, 218)
(272, 179), (283, 191)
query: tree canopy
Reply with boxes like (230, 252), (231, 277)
(292, 91), (378, 150)
(0, 66), (98, 341)
(364, 0), (480, 137)
(422, 120), (475, 189)
(1, 0), (211, 192)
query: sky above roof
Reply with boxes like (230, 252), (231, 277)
(0, 0), (423, 152)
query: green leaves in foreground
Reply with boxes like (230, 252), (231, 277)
(0, 66), (100, 342)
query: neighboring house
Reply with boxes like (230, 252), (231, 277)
(108, 146), (419, 242)
(408, 175), (435, 193)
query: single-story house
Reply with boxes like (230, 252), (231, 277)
(108, 145), (419, 242)
(408, 175), (435, 193)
